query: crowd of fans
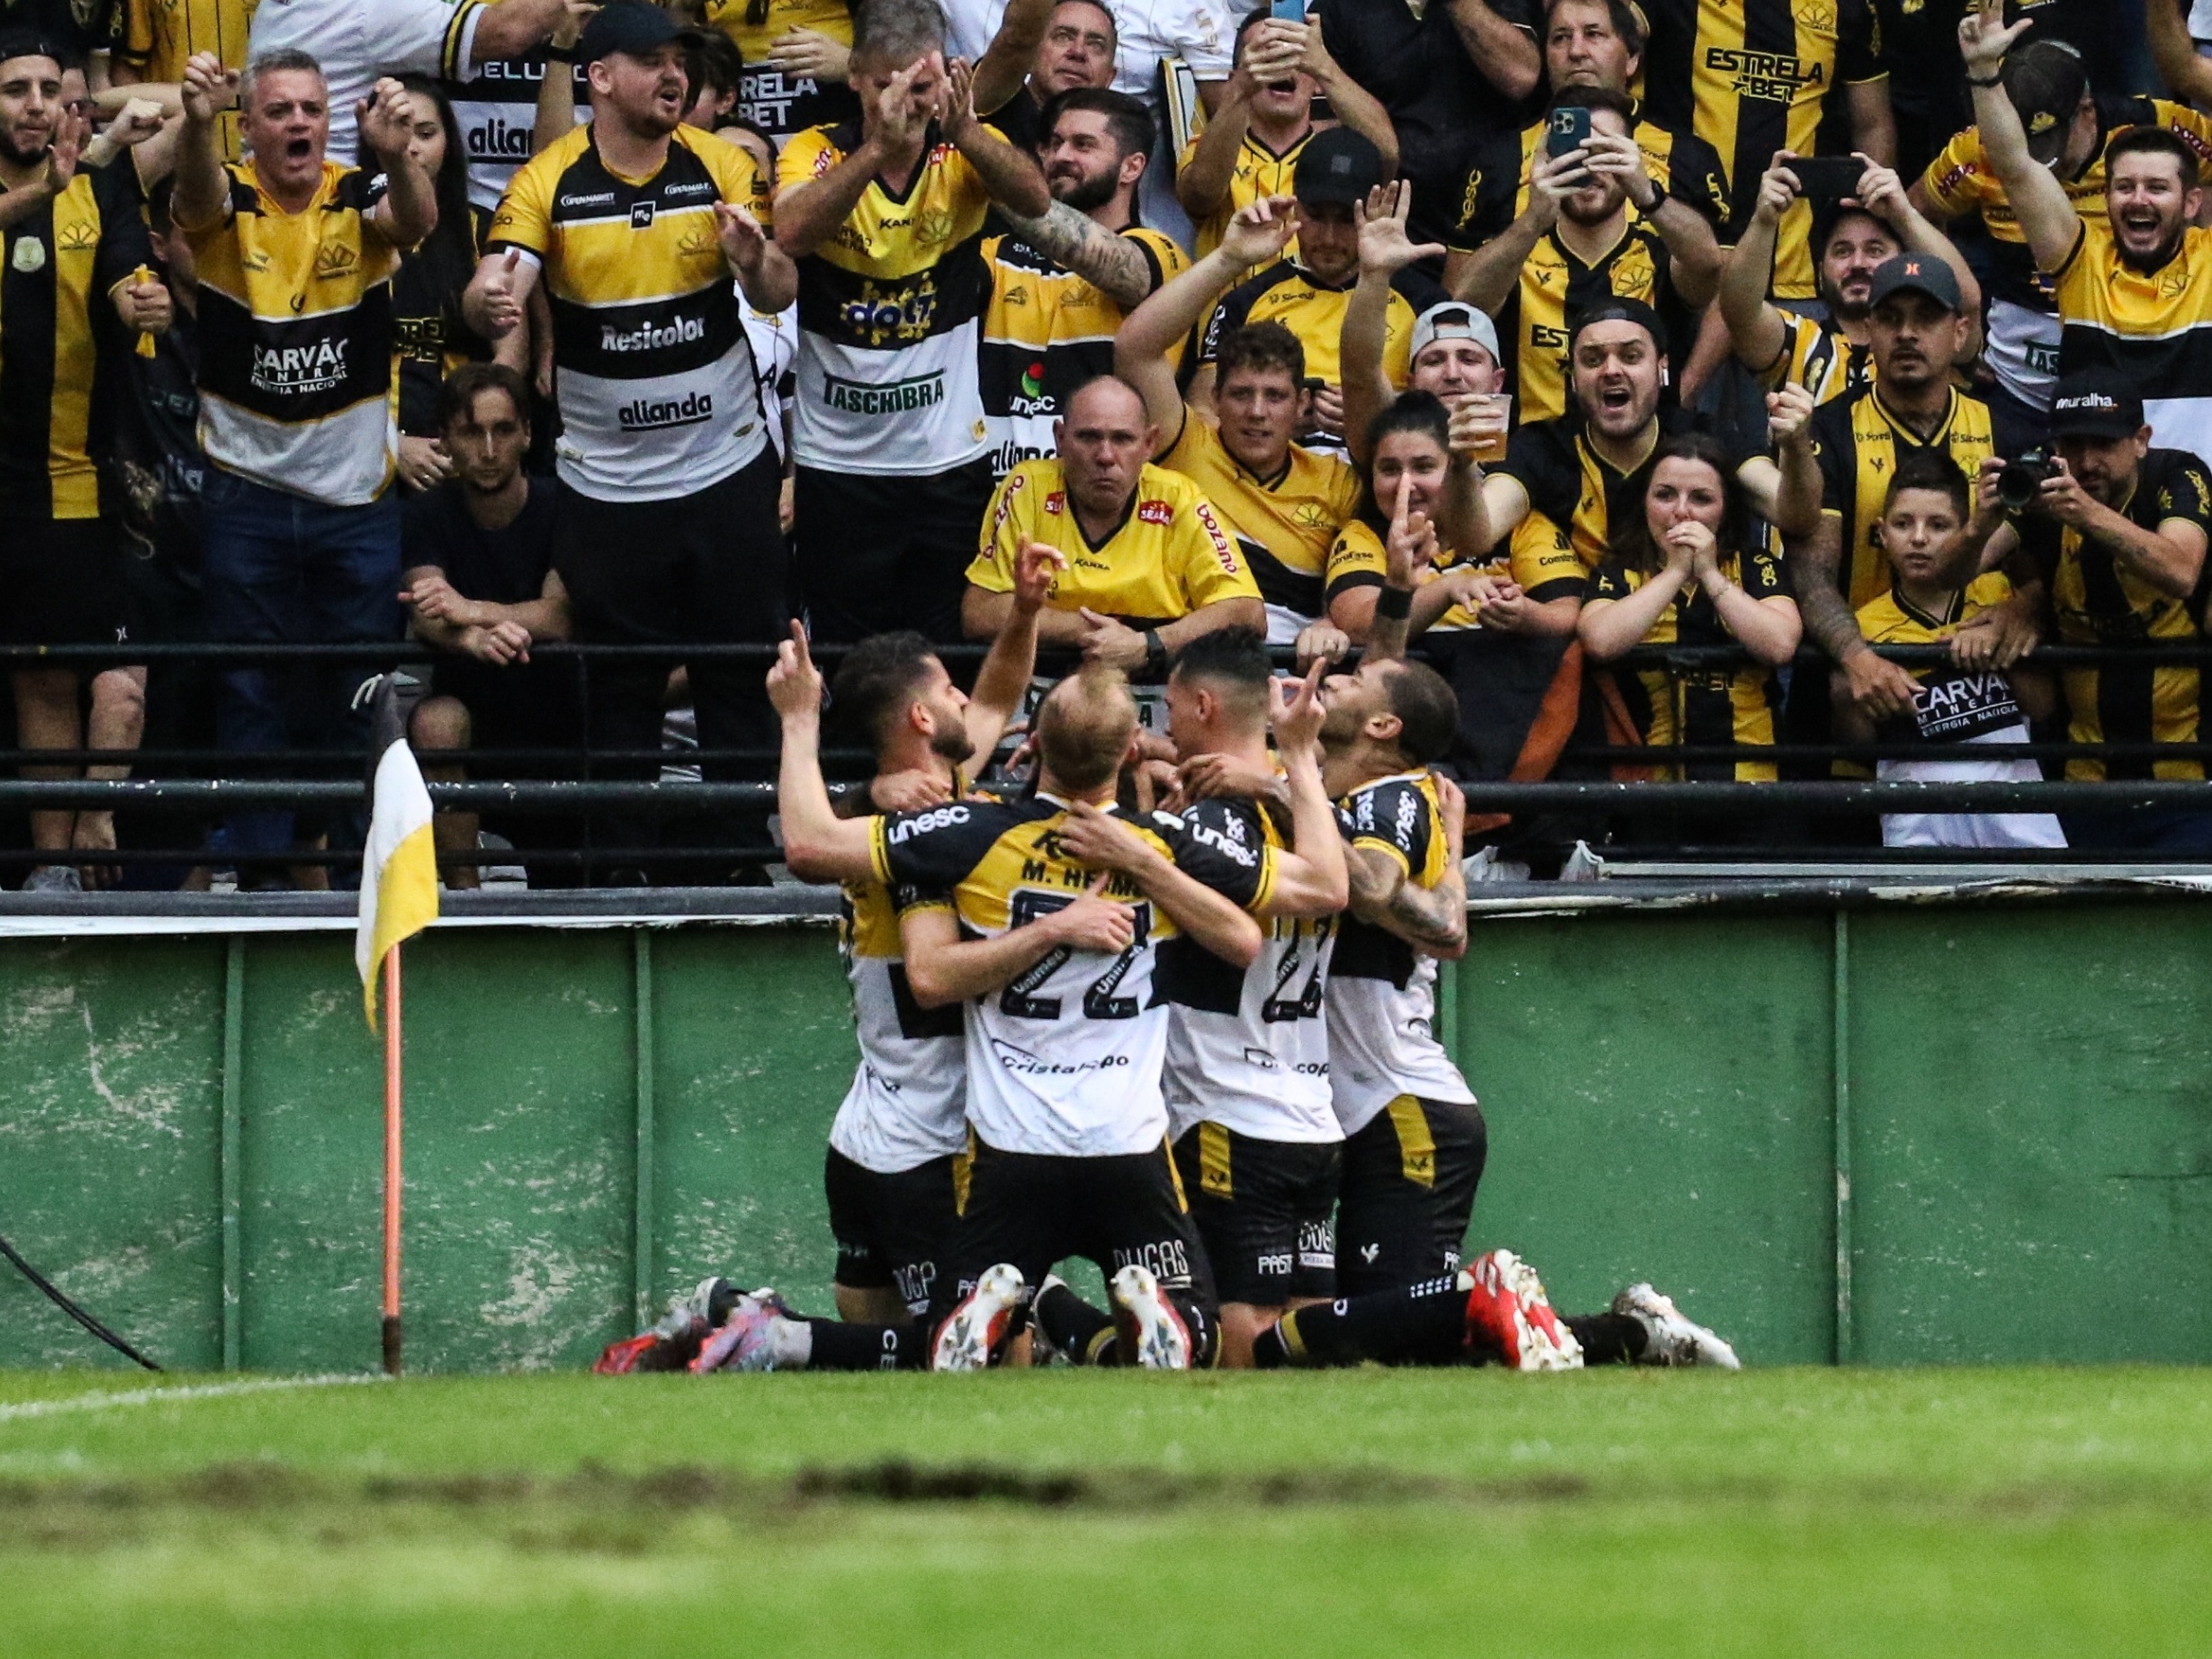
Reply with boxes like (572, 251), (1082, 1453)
(3, 0), (2211, 891)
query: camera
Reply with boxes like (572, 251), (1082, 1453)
(1997, 446), (2057, 511)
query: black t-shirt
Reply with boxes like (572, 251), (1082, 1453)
(116, 298), (205, 575)
(402, 474), (558, 606)
(1318, 0), (1542, 252)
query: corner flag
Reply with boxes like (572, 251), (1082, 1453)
(356, 678), (438, 1029)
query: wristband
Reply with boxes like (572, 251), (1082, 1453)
(1375, 585), (1413, 621)
(1965, 70), (2002, 86)
(545, 42), (578, 61)
(1141, 627), (1168, 680)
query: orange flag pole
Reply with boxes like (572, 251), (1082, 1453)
(382, 943), (404, 1376)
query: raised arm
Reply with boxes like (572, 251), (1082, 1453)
(531, 0), (589, 153)
(1450, 148), (1568, 311)
(971, 0), (1053, 118)
(1115, 195), (1296, 439)
(1583, 127), (1722, 307)
(170, 53), (235, 235)
(940, 56), (1050, 218)
(766, 624), (881, 883)
(1959, 0), (2079, 272)
(2150, 0), (2212, 106)
(472, 0), (567, 63)
(997, 202), (1160, 310)
(1445, 0), (1540, 101)
(1300, 24), (1398, 176)
(1718, 156), (1798, 374)
(966, 544), (1063, 753)
(1764, 382), (1821, 537)
(1344, 184), (1443, 468)
(775, 65), (927, 258)
(359, 79), (437, 249)
(714, 199), (799, 313)
(1846, 75), (1895, 167)
(1258, 663), (1351, 917)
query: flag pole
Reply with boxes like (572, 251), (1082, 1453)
(382, 942), (404, 1377)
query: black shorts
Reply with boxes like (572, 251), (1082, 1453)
(1173, 1123), (1338, 1306)
(0, 516), (131, 645)
(1335, 1096), (1488, 1297)
(929, 1138), (1218, 1330)
(823, 1146), (961, 1319)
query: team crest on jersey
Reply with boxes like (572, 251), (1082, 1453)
(1792, 0), (1836, 31)
(313, 243), (358, 281)
(1137, 499), (1174, 526)
(57, 220), (98, 253)
(914, 209), (955, 246)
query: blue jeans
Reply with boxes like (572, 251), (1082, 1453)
(200, 467), (402, 865)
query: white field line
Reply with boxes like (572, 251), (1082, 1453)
(0, 1373), (387, 1424)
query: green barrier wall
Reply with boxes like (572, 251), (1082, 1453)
(3, 893), (2208, 1371)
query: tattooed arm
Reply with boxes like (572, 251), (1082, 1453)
(1346, 843), (1468, 960)
(1000, 200), (1160, 310)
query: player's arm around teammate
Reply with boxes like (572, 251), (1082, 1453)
(1054, 800), (1265, 970)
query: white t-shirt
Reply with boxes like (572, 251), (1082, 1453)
(742, 299), (800, 464)
(247, 0), (486, 165)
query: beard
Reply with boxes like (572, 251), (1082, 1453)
(0, 129), (48, 167)
(1049, 165), (1119, 214)
(931, 724), (977, 766)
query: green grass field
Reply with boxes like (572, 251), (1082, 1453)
(3, 1366), (2209, 1656)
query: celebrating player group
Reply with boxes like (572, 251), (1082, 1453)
(597, 535), (1739, 1376)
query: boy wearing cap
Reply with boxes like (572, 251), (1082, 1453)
(1191, 127), (1434, 454)
(1447, 86), (1719, 427)
(1955, 371), (2212, 851)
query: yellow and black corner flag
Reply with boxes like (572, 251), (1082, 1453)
(356, 678), (438, 1029)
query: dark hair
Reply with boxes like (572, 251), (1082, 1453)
(436, 362), (532, 432)
(1542, 0), (1644, 56)
(679, 27), (745, 110)
(1214, 320), (1305, 390)
(1378, 659), (1459, 766)
(2107, 123), (2201, 190)
(1883, 448), (1970, 518)
(1052, 0), (1119, 46)
(1039, 86), (1154, 171)
(1168, 627), (1272, 715)
(831, 630), (942, 753)
(1355, 389), (1451, 534)
(396, 75), (480, 330)
(1605, 433), (1749, 575)
(1550, 83), (1635, 125)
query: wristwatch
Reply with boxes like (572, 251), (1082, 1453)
(1641, 176), (1670, 214)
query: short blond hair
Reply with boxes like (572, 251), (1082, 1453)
(1037, 665), (1137, 792)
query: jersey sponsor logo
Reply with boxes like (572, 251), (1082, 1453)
(1192, 501), (1239, 571)
(466, 116), (535, 159)
(629, 201), (656, 229)
(823, 371), (946, 414)
(558, 190), (618, 209)
(1913, 671), (2020, 740)
(1111, 1240), (1190, 1284)
(601, 314), (706, 353)
(1181, 814), (1258, 867)
(617, 390), (715, 428)
(1137, 499), (1174, 527)
(884, 803), (971, 844)
(1702, 46), (1826, 101)
(838, 275), (940, 345)
(250, 338), (350, 396)
(988, 1036), (1134, 1076)
(661, 180), (718, 201)
(1044, 489), (1066, 514)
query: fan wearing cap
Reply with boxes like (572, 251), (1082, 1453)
(1117, 194), (1363, 645)
(1190, 126), (1434, 455)
(1722, 149), (1981, 410)
(1947, 370), (2212, 848)
(1173, 5), (1398, 262)
(1448, 87), (1719, 428)
(1908, 33), (2212, 452)
(1960, 0), (2212, 470)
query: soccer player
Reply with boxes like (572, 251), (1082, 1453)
(1958, 0), (2212, 469)
(1722, 152), (1982, 409)
(1116, 198), (1362, 645)
(1447, 87), (1722, 427)
(1174, 5), (1398, 261)
(978, 87), (1188, 481)
(0, 33), (166, 892)
(464, 1), (796, 879)
(772, 0), (1051, 645)
(769, 637), (1293, 1372)
(962, 374), (1265, 708)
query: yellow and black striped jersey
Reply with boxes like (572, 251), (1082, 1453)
(0, 156), (153, 519)
(1325, 511), (1587, 627)
(1810, 384), (1994, 610)
(490, 123), (770, 502)
(701, 0), (858, 145)
(1857, 573), (2028, 748)
(1497, 410), (1696, 573)
(1637, 0), (1885, 299)
(1155, 410), (1360, 638)
(118, 0), (256, 158)
(2053, 221), (2212, 475)
(869, 790), (1276, 1158)
(1447, 113), (1732, 250)
(1589, 545), (1790, 780)
(2019, 447), (2212, 781)
(1503, 220), (1689, 425)
(978, 225), (1186, 481)
(777, 118), (994, 474)
(1176, 125), (1316, 261)
(184, 160), (405, 506)
(968, 455), (1261, 631)
(1198, 257), (1418, 402)
(1327, 769), (1475, 1133)
(1757, 309), (1873, 404)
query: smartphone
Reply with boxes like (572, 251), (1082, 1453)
(1545, 104), (1592, 159)
(1271, 0), (1306, 21)
(1790, 156), (1867, 200)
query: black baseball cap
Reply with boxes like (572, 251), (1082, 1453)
(1866, 252), (1962, 315)
(0, 27), (64, 68)
(1569, 296), (1667, 358)
(2003, 39), (2089, 161)
(1292, 128), (1385, 206)
(2047, 371), (2145, 439)
(577, 1), (683, 65)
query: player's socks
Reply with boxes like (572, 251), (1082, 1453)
(1033, 1274), (1119, 1365)
(802, 1318), (922, 1371)
(1252, 1276), (1469, 1368)
(1562, 1312), (1647, 1366)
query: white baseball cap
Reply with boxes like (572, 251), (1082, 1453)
(1408, 302), (1501, 368)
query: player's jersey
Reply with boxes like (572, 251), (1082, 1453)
(1325, 514), (1587, 626)
(1809, 384), (1994, 610)
(1919, 96), (2212, 409)
(2020, 447), (2212, 781)
(1156, 412), (1361, 640)
(1327, 771), (1475, 1135)
(1637, 0), (1886, 298)
(1177, 126), (1316, 261)
(1590, 546), (1789, 780)
(443, 50), (590, 212)
(1448, 113), (1731, 250)
(1198, 257), (1421, 438)
(1161, 795), (1339, 1146)
(870, 792), (1276, 1158)
(1856, 573), (2028, 748)
(1501, 220), (1688, 425)
(1497, 410), (1690, 572)
(977, 225), (1187, 481)
(830, 869), (969, 1172)
(1758, 311), (1873, 405)
(2054, 221), (2212, 473)
(777, 119), (994, 475)
(488, 124), (772, 501)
